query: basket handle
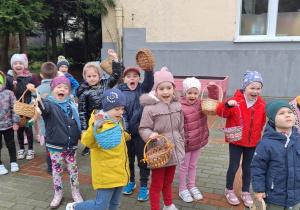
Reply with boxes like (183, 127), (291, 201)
(221, 104), (244, 129)
(200, 84), (223, 102)
(141, 135), (171, 163)
(17, 89), (30, 103)
(94, 117), (120, 134)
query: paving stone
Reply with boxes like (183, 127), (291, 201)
(0, 199), (16, 208)
(11, 203), (35, 210)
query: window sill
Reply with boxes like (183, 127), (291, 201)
(234, 36), (300, 43)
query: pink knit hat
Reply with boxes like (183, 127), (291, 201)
(153, 67), (175, 91)
(21, 54), (28, 69)
(50, 76), (71, 91)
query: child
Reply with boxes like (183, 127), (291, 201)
(5, 54), (35, 160)
(66, 88), (131, 210)
(289, 95), (300, 132)
(76, 49), (121, 156)
(139, 67), (185, 210)
(118, 66), (154, 200)
(251, 100), (300, 209)
(178, 78), (218, 202)
(216, 70), (266, 207)
(26, 77), (83, 208)
(0, 70), (20, 175)
(57, 55), (79, 97)
(36, 62), (58, 174)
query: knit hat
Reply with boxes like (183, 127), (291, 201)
(265, 100), (292, 127)
(153, 67), (175, 91)
(10, 54), (26, 68)
(0, 71), (5, 85)
(123, 67), (140, 77)
(57, 55), (69, 70)
(183, 77), (201, 95)
(21, 54), (28, 69)
(82, 62), (103, 80)
(242, 70), (263, 90)
(101, 88), (126, 112)
(50, 76), (71, 91)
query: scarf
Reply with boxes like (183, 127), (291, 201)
(244, 94), (257, 109)
(47, 95), (81, 132)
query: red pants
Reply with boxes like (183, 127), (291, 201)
(150, 165), (176, 210)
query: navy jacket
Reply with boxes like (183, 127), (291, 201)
(118, 71), (154, 137)
(251, 123), (300, 208)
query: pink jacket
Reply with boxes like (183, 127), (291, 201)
(139, 91), (185, 168)
(180, 85), (219, 152)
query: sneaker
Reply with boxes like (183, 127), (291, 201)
(18, 149), (26, 160)
(163, 204), (178, 210)
(138, 186), (149, 201)
(224, 189), (240, 205)
(189, 187), (203, 200)
(26, 150), (35, 160)
(0, 165), (8, 175)
(81, 147), (90, 156)
(11, 162), (19, 172)
(179, 189), (193, 203)
(122, 182), (136, 195)
(66, 202), (76, 210)
(241, 192), (254, 207)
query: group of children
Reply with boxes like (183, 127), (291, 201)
(0, 50), (300, 210)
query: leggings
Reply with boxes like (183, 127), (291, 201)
(17, 126), (33, 150)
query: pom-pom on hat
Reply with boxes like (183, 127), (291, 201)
(21, 54), (28, 69)
(123, 67), (140, 77)
(101, 88), (126, 112)
(265, 100), (292, 127)
(10, 54), (26, 68)
(82, 62), (103, 80)
(183, 77), (201, 95)
(50, 76), (71, 91)
(153, 67), (175, 91)
(242, 70), (263, 90)
(57, 55), (69, 70)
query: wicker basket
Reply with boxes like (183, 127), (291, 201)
(141, 135), (174, 168)
(249, 198), (266, 210)
(136, 48), (155, 71)
(14, 89), (36, 118)
(201, 84), (223, 115)
(100, 56), (113, 75)
(222, 105), (244, 142)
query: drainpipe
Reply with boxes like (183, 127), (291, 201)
(114, 0), (123, 62)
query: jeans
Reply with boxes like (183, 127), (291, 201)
(75, 187), (123, 210)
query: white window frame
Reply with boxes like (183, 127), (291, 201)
(234, 0), (300, 42)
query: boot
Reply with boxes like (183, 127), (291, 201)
(72, 188), (83, 203)
(50, 190), (63, 209)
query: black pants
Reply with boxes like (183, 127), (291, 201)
(226, 143), (256, 192)
(17, 126), (33, 150)
(44, 137), (52, 169)
(127, 135), (150, 186)
(0, 128), (17, 164)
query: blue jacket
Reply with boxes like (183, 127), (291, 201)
(118, 71), (154, 137)
(65, 73), (79, 97)
(251, 123), (300, 208)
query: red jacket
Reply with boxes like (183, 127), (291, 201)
(216, 90), (266, 147)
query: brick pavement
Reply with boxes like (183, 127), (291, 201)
(0, 115), (263, 210)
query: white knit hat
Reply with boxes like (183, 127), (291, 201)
(183, 77), (201, 95)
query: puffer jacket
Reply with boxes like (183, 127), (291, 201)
(139, 91), (185, 168)
(216, 89), (266, 147)
(0, 71), (20, 130)
(118, 71), (154, 137)
(81, 111), (130, 189)
(6, 70), (34, 104)
(65, 73), (79, 96)
(180, 85), (219, 152)
(289, 98), (300, 132)
(76, 61), (121, 130)
(251, 123), (300, 208)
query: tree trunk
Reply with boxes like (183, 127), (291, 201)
(46, 28), (50, 61)
(62, 15), (66, 56)
(84, 16), (89, 62)
(52, 2), (58, 63)
(19, 29), (28, 54)
(1, 31), (10, 73)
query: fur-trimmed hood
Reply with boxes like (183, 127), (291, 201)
(140, 90), (180, 107)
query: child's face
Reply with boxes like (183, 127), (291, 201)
(185, 87), (199, 105)
(123, 71), (141, 90)
(106, 106), (125, 122)
(275, 107), (295, 130)
(244, 82), (262, 101)
(51, 83), (70, 101)
(85, 68), (100, 86)
(59, 65), (68, 75)
(12, 61), (25, 76)
(156, 82), (174, 104)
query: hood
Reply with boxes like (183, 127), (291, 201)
(7, 69), (32, 78)
(0, 70), (6, 90)
(140, 90), (180, 107)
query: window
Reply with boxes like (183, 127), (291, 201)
(234, 0), (300, 42)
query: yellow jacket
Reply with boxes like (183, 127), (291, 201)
(81, 111), (130, 189)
